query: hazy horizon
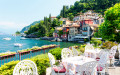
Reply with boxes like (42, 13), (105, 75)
(0, 0), (79, 34)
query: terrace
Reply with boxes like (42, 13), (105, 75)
(0, 40), (120, 75)
(46, 41), (120, 75)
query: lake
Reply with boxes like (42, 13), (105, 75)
(0, 35), (80, 53)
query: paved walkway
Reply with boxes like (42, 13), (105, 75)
(107, 67), (120, 75)
(107, 59), (120, 75)
(46, 67), (120, 75)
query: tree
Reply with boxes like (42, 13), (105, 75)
(15, 31), (20, 35)
(96, 0), (109, 9)
(67, 13), (74, 21)
(49, 28), (55, 37)
(60, 6), (68, 18)
(60, 10), (63, 17)
(63, 6), (66, 18)
(24, 31), (28, 35)
(51, 19), (58, 28)
(58, 30), (63, 38)
(98, 3), (120, 42)
(48, 14), (52, 31)
(58, 21), (63, 26)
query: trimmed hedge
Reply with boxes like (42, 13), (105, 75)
(49, 47), (63, 60)
(77, 44), (86, 54)
(0, 54), (50, 75)
(90, 38), (102, 47)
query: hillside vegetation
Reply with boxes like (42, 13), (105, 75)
(22, 0), (120, 37)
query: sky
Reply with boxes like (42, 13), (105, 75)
(0, 0), (79, 34)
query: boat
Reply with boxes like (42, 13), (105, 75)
(20, 37), (27, 40)
(14, 43), (22, 47)
(3, 38), (11, 40)
(14, 35), (22, 47)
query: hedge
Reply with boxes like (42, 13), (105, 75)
(0, 54), (50, 75)
(49, 47), (63, 60)
(90, 38), (102, 47)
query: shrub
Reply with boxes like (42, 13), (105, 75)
(101, 41), (118, 49)
(49, 47), (62, 60)
(0, 61), (19, 75)
(30, 54), (50, 75)
(90, 38), (102, 47)
(84, 38), (89, 42)
(78, 44), (86, 53)
(0, 54), (50, 75)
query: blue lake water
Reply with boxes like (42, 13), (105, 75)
(0, 35), (80, 53)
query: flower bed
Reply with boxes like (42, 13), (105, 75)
(17, 44), (57, 54)
(0, 44), (58, 58)
(18, 46), (42, 53)
(0, 52), (16, 59)
(41, 44), (57, 49)
(31, 46), (42, 52)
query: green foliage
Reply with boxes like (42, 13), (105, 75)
(0, 54), (50, 75)
(15, 31), (20, 35)
(101, 41), (118, 49)
(90, 38), (102, 47)
(84, 38), (89, 42)
(0, 52), (16, 56)
(79, 44), (86, 53)
(51, 19), (59, 28)
(30, 54), (50, 75)
(60, 6), (68, 18)
(60, 0), (120, 17)
(26, 14), (64, 37)
(48, 28), (55, 37)
(94, 31), (101, 38)
(98, 3), (120, 42)
(0, 61), (19, 75)
(58, 30), (63, 37)
(67, 13), (74, 21)
(49, 47), (62, 60)
(76, 44), (86, 54)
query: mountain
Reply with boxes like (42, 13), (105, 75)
(20, 21), (40, 33)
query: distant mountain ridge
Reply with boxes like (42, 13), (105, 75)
(20, 21), (40, 33)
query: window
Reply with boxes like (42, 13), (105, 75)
(82, 27), (87, 31)
(82, 32), (87, 36)
(63, 21), (66, 24)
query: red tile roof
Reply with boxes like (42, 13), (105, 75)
(51, 16), (56, 18)
(89, 24), (99, 27)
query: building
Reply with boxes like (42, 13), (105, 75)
(73, 10), (103, 25)
(68, 23), (80, 41)
(68, 19), (99, 42)
(53, 27), (63, 38)
(53, 10), (103, 42)
(59, 18), (68, 22)
(51, 16), (57, 21)
(61, 25), (70, 41)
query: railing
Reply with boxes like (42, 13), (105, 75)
(0, 45), (60, 67)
